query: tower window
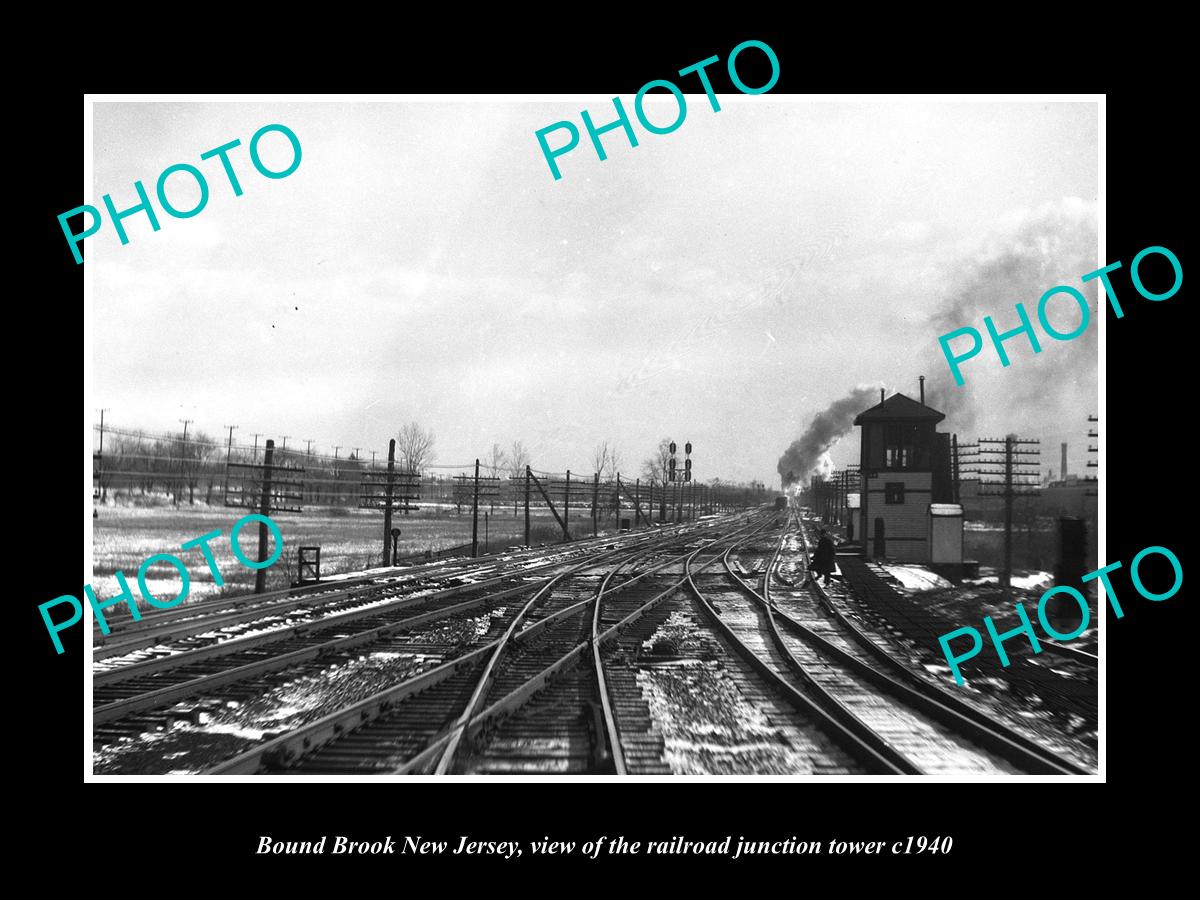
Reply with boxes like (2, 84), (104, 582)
(882, 421), (927, 470)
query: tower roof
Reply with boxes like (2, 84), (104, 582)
(853, 392), (946, 425)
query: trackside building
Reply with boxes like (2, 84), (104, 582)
(853, 391), (962, 564)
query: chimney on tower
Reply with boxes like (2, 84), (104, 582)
(1062, 443), (1068, 480)
(919, 375), (925, 406)
(880, 388), (885, 404)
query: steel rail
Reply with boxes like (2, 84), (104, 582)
(685, 520), (912, 775)
(93, 583), (536, 725)
(786, 513), (1087, 775)
(96, 519), (717, 679)
(729, 547), (1053, 774)
(92, 516), (716, 659)
(417, 514), (767, 775)
(722, 542), (927, 774)
(94, 565), (567, 688)
(428, 516), (760, 774)
(201, 518), (753, 776)
(93, 548), (486, 640)
(92, 559), (524, 660)
(591, 516), (771, 775)
(90, 533), (601, 647)
(97, 526), (715, 725)
(1041, 639), (1099, 666)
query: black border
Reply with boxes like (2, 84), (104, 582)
(21, 23), (1189, 882)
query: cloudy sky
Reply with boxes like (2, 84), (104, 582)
(90, 99), (1098, 484)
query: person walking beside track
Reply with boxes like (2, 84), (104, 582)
(809, 527), (837, 586)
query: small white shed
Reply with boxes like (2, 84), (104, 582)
(929, 503), (963, 564)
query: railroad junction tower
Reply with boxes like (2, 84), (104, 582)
(853, 390), (962, 564)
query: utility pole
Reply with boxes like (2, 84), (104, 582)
(564, 470), (571, 539)
(333, 445), (342, 506)
(951, 433), (959, 503)
(97, 408), (110, 502)
(223, 424), (238, 503)
(255, 440), (275, 594)
(967, 435), (1040, 594)
(471, 458), (481, 557)
(592, 471), (600, 536)
(382, 438), (396, 566)
(279, 435), (291, 452)
(1086, 415), (1099, 498)
(1003, 437), (1013, 590)
(177, 418), (193, 506)
(524, 465), (531, 546)
(251, 433), (264, 462)
(303, 439), (314, 504)
(682, 441), (692, 521)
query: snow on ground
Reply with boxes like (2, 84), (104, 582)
(963, 521), (1003, 532)
(964, 570), (1054, 590)
(881, 565), (954, 592)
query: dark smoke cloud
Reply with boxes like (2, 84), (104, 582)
(920, 199), (1098, 440)
(777, 200), (1097, 487)
(777, 386), (881, 485)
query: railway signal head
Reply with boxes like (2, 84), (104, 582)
(669, 441), (677, 455)
(669, 458), (677, 480)
(685, 442), (692, 455)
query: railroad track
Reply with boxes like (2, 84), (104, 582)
(596, 520), (873, 775)
(92, 525), (694, 663)
(93, 520), (750, 773)
(94, 506), (1096, 777)
(202, 515), (768, 775)
(446, 539), (728, 775)
(92, 549), (485, 650)
(712, 518), (1086, 775)
(1041, 639), (1099, 666)
(794, 515), (1097, 769)
(93, 520), (726, 695)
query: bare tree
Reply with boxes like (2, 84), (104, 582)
(509, 440), (530, 516)
(589, 442), (610, 516)
(396, 421), (436, 473)
(641, 437), (672, 487)
(485, 442), (507, 513)
(591, 441), (610, 477)
(485, 442), (508, 478)
(642, 438), (673, 521)
(590, 441), (623, 520)
(171, 429), (218, 506)
(607, 444), (622, 480)
(186, 430), (220, 505)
